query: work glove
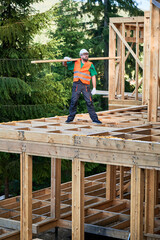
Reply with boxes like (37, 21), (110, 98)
(91, 88), (96, 95)
(63, 57), (71, 66)
(64, 57), (71, 61)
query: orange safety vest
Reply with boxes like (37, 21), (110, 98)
(73, 59), (92, 85)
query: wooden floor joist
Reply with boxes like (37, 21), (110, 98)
(0, 106), (160, 239)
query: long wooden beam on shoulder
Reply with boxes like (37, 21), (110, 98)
(31, 57), (120, 64)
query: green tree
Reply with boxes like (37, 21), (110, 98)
(0, 0), (68, 197)
(80, 0), (143, 98)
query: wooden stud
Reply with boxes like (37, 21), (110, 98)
(109, 22), (116, 101)
(130, 166), (144, 240)
(135, 22), (140, 101)
(120, 166), (124, 199)
(106, 165), (116, 200)
(148, 0), (160, 122)
(20, 153), (32, 240)
(72, 159), (84, 240)
(144, 169), (157, 234)
(51, 158), (61, 219)
(143, 11), (150, 105)
(121, 23), (125, 100)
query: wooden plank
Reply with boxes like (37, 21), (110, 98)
(72, 159), (84, 240)
(0, 138), (160, 168)
(110, 16), (144, 24)
(20, 153), (32, 240)
(51, 158), (61, 219)
(144, 169), (157, 234)
(121, 23), (125, 100)
(120, 166), (124, 199)
(106, 165), (116, 200)
(58, 219), (130, 239)
(31, 57), (120, 64)
(148, 1), (160, 122)
(109, 23), (116, 100)
(116, 25), (121, 95)
(110, 22), (143, 69)
(0, 230), (20, 240)
(125, 43), (134, 62)
(143, 12), (150, 105)
(135, 22), (139, 101)
(130, 166), (144, 240)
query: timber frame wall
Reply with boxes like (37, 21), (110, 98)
(108, 7), (160, 112)
(0, 1), (159, 240)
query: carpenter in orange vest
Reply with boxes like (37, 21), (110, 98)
(63, 49), (102, 124)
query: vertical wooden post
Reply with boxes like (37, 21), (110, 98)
(143, 11), (150, 105)
(159, 12), (160, 107)
(51, 158), (61, 219)
(106, 165), (116, 200)
(144, 169), (157, 234)
(120, 166), (124, 199)
(116, 25), (122, 95)
(20, 153), (32, 240)
(135, 22), (139, 101)
(72, 159), (84, 240)
(121, 23), (125, 100)
(130, 166), (144, 240)
(148, 0), (160, 122)
(109, 22), (116, 101)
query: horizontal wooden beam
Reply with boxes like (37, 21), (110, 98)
(110, 16), (144, 24)
(0, 139), (160, 168)
(31, 57), (120, 64)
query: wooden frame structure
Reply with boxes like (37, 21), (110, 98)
(0, 1), (159, 240)
(108, 15), (146, 109)
(0, 106), (160, 240)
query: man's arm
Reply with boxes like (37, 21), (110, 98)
(92, 75), (96, 89)
(91, 75), (96, 95)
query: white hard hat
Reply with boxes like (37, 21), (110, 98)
(79, 49), (89, 56)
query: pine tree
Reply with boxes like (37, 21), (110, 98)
(80, 0), (143, 99)
(0, 0), (68, 198)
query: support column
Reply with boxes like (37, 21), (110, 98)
(72, 159), (84, 240)
(120, 166), (124, 199)
(148, 0), (160, 122)
(109, 21), (116, 101)
(121, 23), (125, 100)
(51, 158), (61, 219)
(106, 165), (116, 200)
(144, 169), (157, 234)
(135, 22), (139, 101)
(116, 25), (122, 95)
(143, 11), (150, 105)
(130, 166), (144, 240)
(20, 153), (32, 240)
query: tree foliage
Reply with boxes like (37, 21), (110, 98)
(0, 0), (144, 197)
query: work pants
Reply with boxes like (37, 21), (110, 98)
(67, 80), (98, 122)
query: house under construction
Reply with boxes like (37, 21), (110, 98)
(0, 1), (160, 240)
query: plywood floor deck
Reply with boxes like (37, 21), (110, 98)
(0, 105), (160, 240)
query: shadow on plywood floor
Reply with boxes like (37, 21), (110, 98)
(35, 228), (124, 240)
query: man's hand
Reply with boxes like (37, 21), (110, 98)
(63, 57), (71, 66)
(64, 57), (71, 61)
(91, 88), (96, 95)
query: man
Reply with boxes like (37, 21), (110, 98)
(63, 49), (102, 124)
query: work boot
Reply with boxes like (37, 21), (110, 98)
(92, 119), (102, 125)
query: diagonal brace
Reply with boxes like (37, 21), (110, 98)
(110, 23), (143, 70)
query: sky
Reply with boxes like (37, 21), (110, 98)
(33, 0), (150, 12)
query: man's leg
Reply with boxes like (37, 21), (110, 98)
(66, 82), (81, 122)
(82, 84), (99, 122)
